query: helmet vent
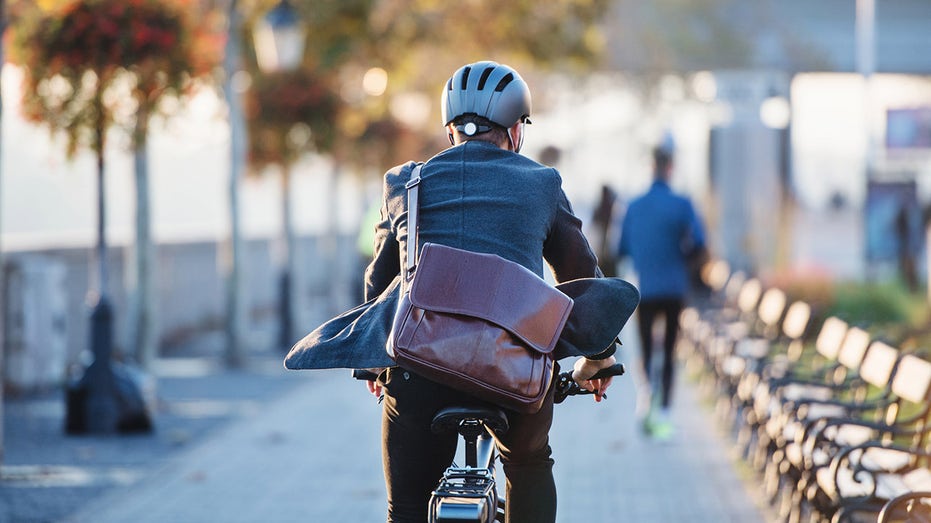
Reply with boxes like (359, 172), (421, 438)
(494, 73), (514, 92)
(460, 67), (471, 90)
(477, 67), (494, 90)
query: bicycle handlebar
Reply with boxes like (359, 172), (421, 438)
(352, 369), (381, 381)
(553, 363), (626, 404)
(352, 362), (626, 405)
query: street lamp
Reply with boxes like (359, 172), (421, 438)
(254, 0), (306, 73)
(252, 0), (306, 351)
(759, 95), (790, 130)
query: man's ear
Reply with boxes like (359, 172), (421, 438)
(447, 132), (455, 146)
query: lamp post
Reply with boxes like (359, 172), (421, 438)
(857, 0), (878, 281)
(0, 0), (6, 463)
(760, 91), (793, 272)
(254, 0), (306, 73)
(63, 106), (153, 434)
(253, 0), (306, 351)
(223, 0), (248, 368)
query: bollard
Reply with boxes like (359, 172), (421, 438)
(64, 295), (153, 434)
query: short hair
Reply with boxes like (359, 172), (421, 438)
(450, 114), (509, 146)
(653, 146), (673, 172)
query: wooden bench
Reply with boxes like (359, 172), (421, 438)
(794, 352), (931, 522)
(773, 339), (901, 521)
(719, 286), (789, 378)
(676, 266), (742, 370)
(753, 324), (889, 514)
(744, 316), (852, 475)
(731, 298), (813, 460)
(711, 286), (791, 423)
(678, 273), (757, 394)
(689, 277), (763, 392)
(672, 266), (931, 523)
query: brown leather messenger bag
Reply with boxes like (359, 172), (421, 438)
(386, 163), (574, 413)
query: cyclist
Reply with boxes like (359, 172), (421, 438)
(362, 61), (618, 523)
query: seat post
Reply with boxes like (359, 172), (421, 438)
(459, 419), (484, 467)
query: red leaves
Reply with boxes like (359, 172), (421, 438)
(12, 0), (218, 154)
(24, 0), (214, 71)
(247, 68), (342, 167)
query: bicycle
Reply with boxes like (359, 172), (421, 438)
(355, 362), (626, 522)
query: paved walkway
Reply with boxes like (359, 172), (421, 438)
(59, 344), (772, 523)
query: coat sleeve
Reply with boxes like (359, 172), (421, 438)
(684, 199), (706, 252)
(364, 164), (413, 301)
(542, 180), (603, 283)
(363, 198), (400, 302)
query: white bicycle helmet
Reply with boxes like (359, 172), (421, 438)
(441, 61), (532, 132)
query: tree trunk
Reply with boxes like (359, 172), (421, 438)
(0, 0), (6, 463)
(325, 162), (342, 316)
(95, 106), (109, 307)
(222, 0), (247, 367)
(277, 163), (296, 350)
(128, 108), (157, 368)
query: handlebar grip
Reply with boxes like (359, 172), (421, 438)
(351, 369), (380, 381)
(588, 363), (626, 380)
(553, 362), (625, 404)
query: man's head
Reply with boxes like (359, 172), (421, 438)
(653, 146), (673, 178)
(441, 61), (532, 152)
(653, 131), (675, 181)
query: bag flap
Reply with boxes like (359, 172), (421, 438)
(408, 243), (573, 354)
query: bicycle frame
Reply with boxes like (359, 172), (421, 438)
(426, 363), (625, 523)
(429, 411), (506, 523)
(353, 364), (626, 523)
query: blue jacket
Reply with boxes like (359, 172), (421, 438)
(618, 180), (705, 300)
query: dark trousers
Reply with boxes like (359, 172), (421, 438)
(636, 297), (683, 409)
(379, 367), (557, 523)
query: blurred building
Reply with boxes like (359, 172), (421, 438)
(599, 0), (931, 277)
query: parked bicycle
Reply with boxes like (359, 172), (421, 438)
(355, 363), (626, 522)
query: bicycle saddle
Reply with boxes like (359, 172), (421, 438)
(430, 406), (510, 435)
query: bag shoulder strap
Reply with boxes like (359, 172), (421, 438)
(404, 163), (423, 282)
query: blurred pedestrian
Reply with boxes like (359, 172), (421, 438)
(618, 138), (706, 440)
(591, 184), (620, 277)
(895, 203), (919, 291)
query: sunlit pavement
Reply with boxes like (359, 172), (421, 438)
(0, 350), (308, 523)
(37, 341), (771, 523)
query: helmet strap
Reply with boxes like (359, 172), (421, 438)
(508, 123), (525, 153)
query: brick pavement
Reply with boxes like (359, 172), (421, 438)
(61, 345), (772, 523)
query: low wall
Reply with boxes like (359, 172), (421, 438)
(2, 234), (361, 391)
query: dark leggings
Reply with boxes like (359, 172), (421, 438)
(379, 367), (557, 523)
(636, 298), (683, 409)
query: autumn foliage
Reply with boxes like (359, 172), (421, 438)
(11, 0), (221, 154)
(246, 68), (341, 168)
